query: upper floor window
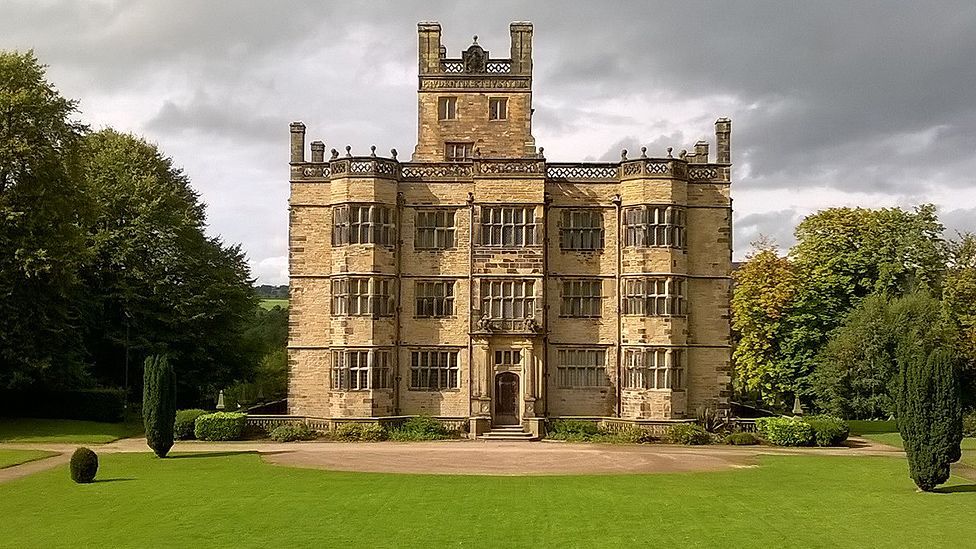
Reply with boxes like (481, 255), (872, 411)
(480, 206), (536, 247)
(481, 279), (535, 321)
(331, 348), (392, 390)
(556, 348), (609, 388)
(332, 204), (395, 247)
(445, 142), (473, 162)
(560, 279), (602, 318)
(622, 348), (684, 390)
(488, 97), (508, 120)
(622, 205), (686, 248)
(415, 280), (455, 318)
(621, 277), (686, 316)
(438, 97), (457, 120)
(409, 349), (460, 390)
(331, 277), (395, 317)
(560, 209), (605, 251)
(415, 209), (456, 249)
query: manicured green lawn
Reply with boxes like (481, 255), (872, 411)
(0, 449), (56, 469)
(0, 418), (143, 444)
(847, 419), (897, 435)
(258, 298), (287, 310)
(0, 452), (973, 548)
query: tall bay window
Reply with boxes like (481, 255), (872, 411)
(622, 348), (684, 390)
(331, 348), (392, 390)
(480, 206), (537, 247)
(332, 204), (395, 246)
(331, 277), (395, 317)
(560, 209), (604, 251)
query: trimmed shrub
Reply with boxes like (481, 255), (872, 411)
(332, 423), (388, 442)
(898, 346), (963, 491)
(663, 423), (711, 445)
(725, 432), (760, 445)
(269, 422), (316, 442)
(143, 355), (176, 457)
(756, 416), (814, 446)
(174, 409), (208, 440)
(193, 412), (247, 441)
(803, 415), (850, 446)
(547, 420), (600, 441)
(388, 416), (453, 441)
(69, 447), (98, 483)
(963, 411), (976, 438)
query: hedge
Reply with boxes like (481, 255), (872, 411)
(194, 412), (247, 441)
(174, 409), (208, 440)
(663, 423), (711, 445)
(756, 416), (815, 446)
(803, 415), (850, 446)
(0, 388), (125, 423)
(269, 423), (316, 442)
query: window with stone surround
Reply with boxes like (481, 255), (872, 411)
(494, 349), (522, 367)
(556, 348), (609, 388)
(331, 349), (392, 390)
(488, 97), (507, 120)
(622, 348), (684, 390)
(622, 205), (686, 248)
(621, 277), (686, 316)
(445, 142), (473, 162)
(438, 96), (457, 120)
(415, 280), (455, 317)
(560, 279), (602, 317)
(560, 209), (605, 251)
(409, 349), (460, 390)
(332, 204), (395, 247)
(331, 277), (395, 317)
(481, 279), (535, 326)
(414, 209), (456, 249)
(480, 206), (537, 247)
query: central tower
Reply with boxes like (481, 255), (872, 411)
(413, 21), (537, 161)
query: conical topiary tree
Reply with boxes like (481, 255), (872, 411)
(897, 343), (962, 491)
(143, 355), (176, 458)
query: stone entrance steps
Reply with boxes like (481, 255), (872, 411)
(479, 425), (536, 441)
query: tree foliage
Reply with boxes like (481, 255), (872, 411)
(143, 355), (176, 458)
(897, 341), (962, 492)
(943, 233), (976, 408)
(0, 51), (91, 389)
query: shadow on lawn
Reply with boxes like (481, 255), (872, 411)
(167, 451), (255, 459)
(94, 478), (136, 483)
(933, 484), (976, 494)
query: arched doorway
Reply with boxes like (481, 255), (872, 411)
(494, 372), (520, 425)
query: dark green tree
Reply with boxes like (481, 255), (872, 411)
(897, 333), (963, 491)
(79, 130), (256, 405)
(143, 355), (176, 458)
(0, 50), (91, 389)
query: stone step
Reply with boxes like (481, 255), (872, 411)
(480, 428), (536, 441)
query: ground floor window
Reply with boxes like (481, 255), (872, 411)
(622, 348), (684, 389)
(556, 348), (608, 387)
(331, 349), (392, 390)
(409, 349), (460, 390)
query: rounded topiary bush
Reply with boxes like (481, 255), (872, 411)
(803, 415), (850, 447)
(174, 409), (208, 440)
(755, 416), (815, 446)
(193, 412), (247, 441)
(663, 423), (711, 445)
(269, 422), (316, 442)
(725, 432), (760, 446)
(70, 447), (98, 484)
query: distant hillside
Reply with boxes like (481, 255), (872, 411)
(255, 284), (288, 299)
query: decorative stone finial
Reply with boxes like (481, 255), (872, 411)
(538, 146), (545, 158)
(345, 145), (352, 157)
(621, 149), (628, 160)
(679, 149), (687, 158)
(391, 148), (398, 159)
(474, 147), (482, 158)
(667, 147), (673, 158)
(370, 145), (376, 157)
(640, 146), (647, 159)
(473, 35), (478, 44)
(330, 149), (339, 160)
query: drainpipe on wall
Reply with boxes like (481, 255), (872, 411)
(394, 191), (405, 416)
(542, 190), (552, 418)
(467, 192), (476, 419)
(613, 192), (623, 418)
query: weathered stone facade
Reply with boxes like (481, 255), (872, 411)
(288, 22), (732, 432)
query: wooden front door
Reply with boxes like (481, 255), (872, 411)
(494, 372), (520, 425)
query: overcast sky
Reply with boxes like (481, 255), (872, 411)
(4, 1), (975, 284)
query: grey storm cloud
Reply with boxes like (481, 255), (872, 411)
(3, 0), (975, 283)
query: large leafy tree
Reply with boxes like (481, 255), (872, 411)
(731, 239), (799, 407)
(0, 51), (91, 389)
(943, 233), (976, 408)
(79, 129), (256, 405)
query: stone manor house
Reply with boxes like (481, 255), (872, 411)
(287, 22), (732, 438)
